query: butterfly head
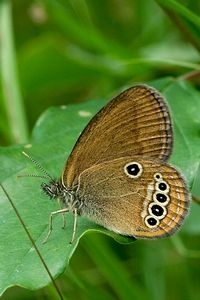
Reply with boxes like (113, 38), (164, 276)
(41, 179), (83, 214)
(41, 180), (62, 199)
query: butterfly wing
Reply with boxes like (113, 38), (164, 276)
(63, 85), (173, 187)
(76, 157), (190, 238)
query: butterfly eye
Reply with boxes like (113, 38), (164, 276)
(124, 162), (143, 178)
(145, 216), (160, 228)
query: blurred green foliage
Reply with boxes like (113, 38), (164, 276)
(1, 0), (199, 146)
(0, 0), (200, 299)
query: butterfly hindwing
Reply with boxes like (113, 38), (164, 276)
(76, 157), (190, 238)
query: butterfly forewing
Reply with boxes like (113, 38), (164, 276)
(63, 85), (173, 187)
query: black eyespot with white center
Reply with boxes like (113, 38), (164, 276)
(156, 180), (169, 193)
(149, 203), (167, 219)
(153, 192), (170, 205)
(154, 173), (162, 181)
(145, 216), (159, 228)
(158, 182), (167, 191)
(151, 204), (164, 216)
(124, 162), (143, 179)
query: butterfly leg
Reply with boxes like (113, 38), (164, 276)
(58, 199), (67, 229)
(70, 208), (78, 244)
(42, 208), (69, 244)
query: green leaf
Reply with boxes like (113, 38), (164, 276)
(0, 78), (200, 295)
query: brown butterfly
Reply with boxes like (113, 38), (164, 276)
(29, 85), (190, 243)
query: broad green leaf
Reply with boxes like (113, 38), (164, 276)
(0, 78), (200, 295)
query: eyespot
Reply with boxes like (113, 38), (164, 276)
(124, 162), (143, 178)
(158, 182), (168, 191)
(145, 216), (159, 228)
(155, 181), (169, 193)
(153, 192), (170, 205)
(154, 173), (163, 181)
(148, 203), (167, 220)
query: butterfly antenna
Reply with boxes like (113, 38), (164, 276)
(22, 151), (53, 181)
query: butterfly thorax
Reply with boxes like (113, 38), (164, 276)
(41, 180), (83, 214)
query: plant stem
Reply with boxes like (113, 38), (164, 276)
(0, 0), (29, 144)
